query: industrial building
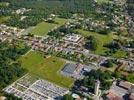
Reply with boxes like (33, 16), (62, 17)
(61, 63), (92, 79)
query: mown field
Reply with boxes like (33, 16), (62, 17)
(30, 18), (67, 36)
(18, 51), (74, 88)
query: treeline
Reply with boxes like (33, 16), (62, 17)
(1, 0), (127, 31)
(2, 0), (97, 28)
(0, 4), (11, 16)
(126, 0), (134, 17)
(8, 0), (96, 17)
(5, 15), (42, 29)
(82, 69), (113, 91)
(4, 93), (22, 100)
(72, 69), (114, 96)
(0, 40), (30, 93)
(1, 0), (96, 18)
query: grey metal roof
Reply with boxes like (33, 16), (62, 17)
(62, 63), (76, 74)
(83, 65), (92, 72)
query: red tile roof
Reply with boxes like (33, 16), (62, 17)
(106, 91), (123, 100)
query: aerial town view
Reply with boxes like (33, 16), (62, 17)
(0, 0), (134, 100)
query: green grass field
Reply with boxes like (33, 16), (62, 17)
(0, 16), (10, 24)
(19, 51), (74, 88)
(30, 18), (67, 36)
(113, 50), (127, 58)
(76, 29), (113, 55)
(96, 0), (112, 4)
(76, 29), (127, 58)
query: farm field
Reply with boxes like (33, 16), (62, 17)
(30, 18), (67, 36)
(18, 51), (74, 88)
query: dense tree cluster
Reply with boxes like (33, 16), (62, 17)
(85, 36), (98, 51)
(0, 41), (29, 93)
(2, 0), (121, 29)
(126, 0), (134, 18)
(63, 94), (73, 100)
(126, 73), (134, 84)
(1, 0), (97, 28)
(48, 25), (74, 38)
(103, 59), (114, 68)
(81, 69), (113, 91)
(104, 40), (122, 56)
(1, 0), (129, 33)
(6, 0), (96, 17)
(5, 15), (42, 29)
(5, 93), (22, 100)
(129, 40), (134, 48)
(0, 3), (11, 16)
(105, 41), (121, 50)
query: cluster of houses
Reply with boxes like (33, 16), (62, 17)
(1, 10), (134, 99)
(15, 8), (31, 15)
(124, 62), (134, 72)
(0, 24), (24, 36)
(21, 33), (86, 57)
(67, 15), (110, 32)
(0, 24), (24, 42)
(105, 81), (134, 100)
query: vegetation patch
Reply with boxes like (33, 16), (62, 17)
(0, 41), (29, 94)
(126, 73), (134, 84)
(112, 50), (127, 58)
(19, 51), (74, 88)
(76, 29), (113, 55)
(0, 2), (9, 7)
(30, 18), (67, 36)
(0, 16), (10, 24)
(76, 29), (127, 58)
(96, 0), (112, 4)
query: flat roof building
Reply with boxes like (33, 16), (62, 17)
(129, 93), (134, 100)
(105, 91), (123, 100)
(63, 34), (82, 44)
(61, 63), (92, 79)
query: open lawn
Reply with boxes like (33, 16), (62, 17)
(55, 18), (67, 25)
(0, 16), (10, 24)
(30, 18), (67, 36)
(19, 51), (74, 88)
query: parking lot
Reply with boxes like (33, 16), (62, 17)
(3, 74), (68, 100)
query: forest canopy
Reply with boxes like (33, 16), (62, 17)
(0, 40), (29, 93)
